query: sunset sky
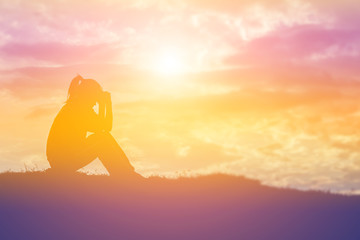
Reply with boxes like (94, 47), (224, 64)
(1, 0), (360, 193)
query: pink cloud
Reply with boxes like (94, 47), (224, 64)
(226, 25), (360, 74)
(0, 42), (120, 64)
(0, 0), (358, 77)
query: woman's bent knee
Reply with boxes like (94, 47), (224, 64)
(86, 132), (115, 151)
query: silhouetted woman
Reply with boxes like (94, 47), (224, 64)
(47, 75), (139, 178)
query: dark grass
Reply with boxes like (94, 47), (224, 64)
(1, 171), (360, 240)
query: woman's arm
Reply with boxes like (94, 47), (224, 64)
(88, 91), (113, 133)
(103, 91), (113, 132)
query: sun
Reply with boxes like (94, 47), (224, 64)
(154, 47), (185, 75)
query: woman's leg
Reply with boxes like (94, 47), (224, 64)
(48, 146), (97, 174)
(86, 132), (136, 176)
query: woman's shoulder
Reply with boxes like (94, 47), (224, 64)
(60, 103), (96, 116)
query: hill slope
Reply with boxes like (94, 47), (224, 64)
(0, 172), (360, 240)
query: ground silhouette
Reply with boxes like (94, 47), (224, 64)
(1, 172), (360, 240)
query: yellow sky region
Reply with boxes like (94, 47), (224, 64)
(1, 66), (360, 194)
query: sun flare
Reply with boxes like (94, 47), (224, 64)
(155, 48), (185, 75)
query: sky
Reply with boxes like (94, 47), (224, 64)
(1, 0), (360, 194)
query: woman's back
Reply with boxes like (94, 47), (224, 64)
(46, 103), (94, 162)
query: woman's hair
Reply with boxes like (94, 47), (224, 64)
(67, 75), (102, 103)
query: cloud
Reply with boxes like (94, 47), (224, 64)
(0, 42), (121, 64)
(179, 0), (360, 18)
(0, 0), (329, 70)
(226, 25), (360, 72)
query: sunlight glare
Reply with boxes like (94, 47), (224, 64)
(155, 48), (185, 75)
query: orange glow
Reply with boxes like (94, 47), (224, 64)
(0, 0), (360, 194)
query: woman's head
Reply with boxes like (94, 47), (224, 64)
(67, 75), (103, 106)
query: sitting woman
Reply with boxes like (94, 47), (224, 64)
(46, 75), (140, 178)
